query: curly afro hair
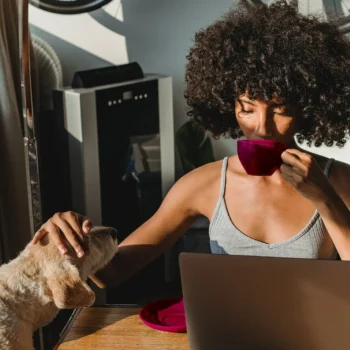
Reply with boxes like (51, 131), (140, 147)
(184, 0), (350, 147)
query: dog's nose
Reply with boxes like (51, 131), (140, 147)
(109, 228), (118, 240)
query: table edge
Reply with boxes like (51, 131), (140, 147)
(53, 308), (82, 350)
(53, 304), (141, 349)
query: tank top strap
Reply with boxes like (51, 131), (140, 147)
(324, 158), (335, 177)
(219, 157), (229, 199)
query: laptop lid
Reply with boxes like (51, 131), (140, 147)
(179, 252), (350, 350)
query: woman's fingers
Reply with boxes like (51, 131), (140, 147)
(82, 219), (92, 234)
(62, 212), (88, 243)
(54, 219), (85, 257)
(46, 222), (68, 255)
(64, 212), (91, 255)
(32, 228), (47, 244)
(32, 211), (93, 258)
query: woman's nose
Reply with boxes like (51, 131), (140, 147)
(255, 110), (273, 138)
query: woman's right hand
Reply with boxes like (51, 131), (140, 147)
(32, 211), (92, 258)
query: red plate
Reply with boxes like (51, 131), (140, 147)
(139, 297), (186, 333)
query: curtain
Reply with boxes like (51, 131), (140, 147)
(0, 0), (32, 263)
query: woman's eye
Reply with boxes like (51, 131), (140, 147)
(240, 109), (254, 115)
(238, 109), (255, 118)
(274, 111), (293, 117)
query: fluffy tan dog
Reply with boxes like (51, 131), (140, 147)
(0, 226), (118, 350)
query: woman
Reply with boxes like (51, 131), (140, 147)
(33, 1), (350, 288)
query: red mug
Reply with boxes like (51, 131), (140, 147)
(237, 139), (287, 176)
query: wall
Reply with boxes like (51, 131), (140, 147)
(29, 0), (350, 164)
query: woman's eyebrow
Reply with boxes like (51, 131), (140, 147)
(237, 99), (287, 107)
(238, 98), (256, 106)
(270, 102), (287, 107)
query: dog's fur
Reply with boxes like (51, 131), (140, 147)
(0, 226), (118, 350)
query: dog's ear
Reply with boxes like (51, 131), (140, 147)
(46, 262), (95, 309)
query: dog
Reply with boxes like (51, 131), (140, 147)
(0, 226), (118, 350)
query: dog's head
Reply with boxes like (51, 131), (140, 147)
(80, 226), (119, 278)
(39, 226), (118, 309)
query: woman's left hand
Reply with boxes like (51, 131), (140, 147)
(280, 149), (334, 204)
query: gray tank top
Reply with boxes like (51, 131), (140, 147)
(209, 157), (338, 259)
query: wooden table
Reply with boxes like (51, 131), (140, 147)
(55, 305), (189, 349)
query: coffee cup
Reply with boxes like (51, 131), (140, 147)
(237, 139), (287, 176)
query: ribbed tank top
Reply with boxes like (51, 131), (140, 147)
(209, 157), (338, 259)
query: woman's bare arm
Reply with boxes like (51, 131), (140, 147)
(89, 174), (201, 287)
(33, 165), (218, 288)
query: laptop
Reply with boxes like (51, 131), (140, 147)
(179, 252), (350, 350)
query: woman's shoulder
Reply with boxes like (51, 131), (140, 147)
(175, 155), (243, 194)
(310, 152), (350, 209)
(172, 159), (227, 215)
(180, 159), (224, 218)
(328, 159), (350, 209)
(179, 159), (224, 187)
(311, 152), (349, 182)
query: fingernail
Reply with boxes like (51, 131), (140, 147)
(77, 251), (84, 258)
(59, 246), (67, 254)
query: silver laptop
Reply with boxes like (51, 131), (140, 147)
(179, 252), (350, 350)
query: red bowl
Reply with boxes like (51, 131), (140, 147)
(139, 297), (186, 333)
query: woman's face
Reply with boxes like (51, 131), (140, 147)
(235, 94), (301, 145)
